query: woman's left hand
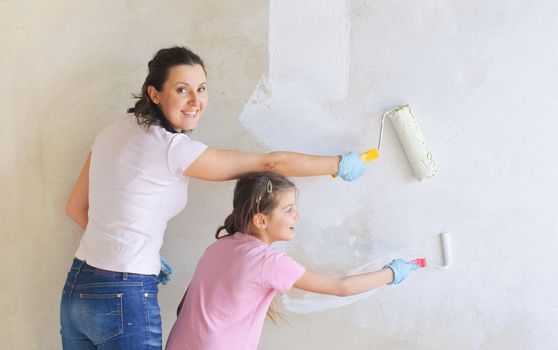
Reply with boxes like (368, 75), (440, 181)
(337, 151), (368, 182)
(158, 256), (173, 285)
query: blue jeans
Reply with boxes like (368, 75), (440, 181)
(60, 258), (162, 349)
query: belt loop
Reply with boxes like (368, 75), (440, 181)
(77, 259), (86, 272)
(71, 259), (86, 286)
(123, 272), (128, 281)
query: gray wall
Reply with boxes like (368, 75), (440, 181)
(2, 0), (557, 349)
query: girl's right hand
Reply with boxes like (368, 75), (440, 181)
(337, 151), (367, 182)
(384, 259), (419, 285)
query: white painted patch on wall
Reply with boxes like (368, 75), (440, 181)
(237, 1), (558, 347)
(282, 258), (382, 314)
(268, 0), (350, 101)
(239, 0), (352, 152)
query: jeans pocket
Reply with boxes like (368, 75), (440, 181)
(79, 293), (124, 343)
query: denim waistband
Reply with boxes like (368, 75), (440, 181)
(70, 258), (155, 279)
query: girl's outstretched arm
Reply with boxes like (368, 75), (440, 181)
(293, 268), (394, 297)
(184, 148), (341, 181)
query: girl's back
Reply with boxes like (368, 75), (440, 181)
(165, 232), (304, 350)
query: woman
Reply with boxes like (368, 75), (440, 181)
(60, 46), (367, 349)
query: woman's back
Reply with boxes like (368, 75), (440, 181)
(76, 115), (207, 275)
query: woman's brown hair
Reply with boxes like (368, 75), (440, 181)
(127, 46), (206, 134)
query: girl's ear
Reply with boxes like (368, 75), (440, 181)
(147, 85), (160, 104)
(252, 213), (267, 229)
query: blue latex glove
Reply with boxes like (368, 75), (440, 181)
(157, 256), (173, 285)
(337, 151), (367, 182)
(384, 259), (419, 285)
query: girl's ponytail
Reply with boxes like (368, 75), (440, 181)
(215, 212), (238, 239)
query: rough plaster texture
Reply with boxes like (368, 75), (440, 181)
(2, 0), (558, 349)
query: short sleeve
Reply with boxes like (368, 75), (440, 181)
(167, 134), (208, 177)
(261, 251), (305, 295)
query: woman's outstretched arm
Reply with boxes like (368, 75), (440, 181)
(184, 148), (346, 181)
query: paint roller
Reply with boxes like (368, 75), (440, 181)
(411, 232), (453, 269)
(356, 104), (437, 181)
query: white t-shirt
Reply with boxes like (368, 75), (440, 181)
(75, 115), (207, 275)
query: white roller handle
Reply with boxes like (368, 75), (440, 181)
(440, 232), (452, 268)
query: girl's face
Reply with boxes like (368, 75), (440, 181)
(148, 64), (208, 132)
(260, 189), (300, 244)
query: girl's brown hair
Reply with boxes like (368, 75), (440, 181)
(215, 171), (297, 323)
(215, 171), (297, 239)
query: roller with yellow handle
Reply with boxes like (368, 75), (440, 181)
(333, 105), (437, 181)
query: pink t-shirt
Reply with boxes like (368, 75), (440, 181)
(166, 232), (305, 350)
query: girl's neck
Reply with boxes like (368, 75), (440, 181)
(243, 229), (272, 245)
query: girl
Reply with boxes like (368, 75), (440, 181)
(166, 172), (420, 350)
(60, 46), (368, 349)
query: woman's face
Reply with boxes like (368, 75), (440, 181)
(149, 64), (208, 132)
